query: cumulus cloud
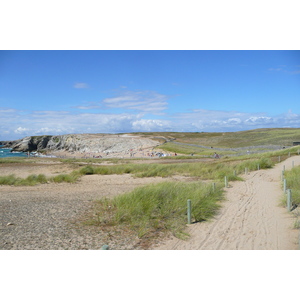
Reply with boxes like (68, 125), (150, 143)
(244, 116), (274, 125)
(14, 127), (29, 134)
(132, 119), (172, 132)
(1, 105), (300, 141)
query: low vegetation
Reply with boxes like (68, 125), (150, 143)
(92, 181), (224, 239)
(0, 172), (80, 186)
(134, 128), (300, 148)
(2, 129), (299, 243)
(0, 174), (48, 186)
(283, 166), (300, 205)
(78, 156), (274, 180)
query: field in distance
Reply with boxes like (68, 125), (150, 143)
(131, 128), (300, 148)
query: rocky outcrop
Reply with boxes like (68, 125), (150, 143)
(0, 139), (22, 148)
(10, 136), (52, 152)
(10, 133), (161, 155)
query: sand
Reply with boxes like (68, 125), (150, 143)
(1, 156), (299, 250)
(152, 156), (300, 250)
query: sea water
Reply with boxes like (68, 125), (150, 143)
(0, 146), (27, 158)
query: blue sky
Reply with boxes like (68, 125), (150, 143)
(0, 50), (299, 140)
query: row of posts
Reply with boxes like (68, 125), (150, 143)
(281, 160), (296, 212)
(188, 153), (300, 246)
(103, 150), (299, 249)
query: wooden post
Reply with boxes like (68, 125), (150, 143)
(212, 182), (216, 192)
(281, 170), (284, 181)
(225, 176), (228, 188)
(233, 170), (236, 177)
(283, 179), (287, 194)
(287, 189), (292, 212)
(257, 164), (260, 170)
(187, 199), (192, 224)
(279, 156), (281, 162)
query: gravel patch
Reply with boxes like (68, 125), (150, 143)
(1, 174), (168, 250)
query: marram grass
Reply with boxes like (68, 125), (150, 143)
(0, 171), (80, 186)
(95, 181), (224, 239)
(283, 166), (300, 205)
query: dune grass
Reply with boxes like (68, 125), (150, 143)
(0, 174), (48, 186)
(78, 156), (274, 180)
(0, 171), (80, 186)
(283, 166), (300, 205)
(94, 181), (224, 239)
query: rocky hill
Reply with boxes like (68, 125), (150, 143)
(2, 134), (161, 156)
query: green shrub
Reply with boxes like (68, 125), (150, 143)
(0, 175), (18, 185)
(79, 165), (95, 175)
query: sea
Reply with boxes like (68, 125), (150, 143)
(0, 146), (27, 158)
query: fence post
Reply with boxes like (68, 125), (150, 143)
(212, 182), (216, 192)
(287, 189), (292, 212)
(279, 156), (281, 162)
(257, 164), (260, 170)
(283, 179), (287, 194)
(187, 199), (192, 224)
(225, 176), (228, 188)
(281, 170), (285, 181)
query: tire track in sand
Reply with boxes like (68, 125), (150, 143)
(153, 156), (300, 250)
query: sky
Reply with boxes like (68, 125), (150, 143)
(0, 50), (299, 140)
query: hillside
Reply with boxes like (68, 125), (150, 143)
(2, 133), (160, 157)
(1, 128), (300, 158)
(133, 128), (300, 148)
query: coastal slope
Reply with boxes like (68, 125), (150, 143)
(2, 133), (161, 157)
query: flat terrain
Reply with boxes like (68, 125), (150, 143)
(0, 170), (171, 250)
(1, 153), (300, 250)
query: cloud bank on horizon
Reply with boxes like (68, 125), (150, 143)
(1, 88), (300, 141)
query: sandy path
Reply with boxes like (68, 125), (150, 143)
(153, 156), (300, 250)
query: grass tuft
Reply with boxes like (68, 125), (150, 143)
(95, 181), (224, 239)
(283, 166), (300, 205)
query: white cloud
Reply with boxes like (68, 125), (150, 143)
(102, 90), (169, 114)
(132, 119), (172, 132)
(1, 106), (300, 141)
(73, 82), (89, 89)
(244, 116), (274, 125)
(14, 127), (29, 134)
